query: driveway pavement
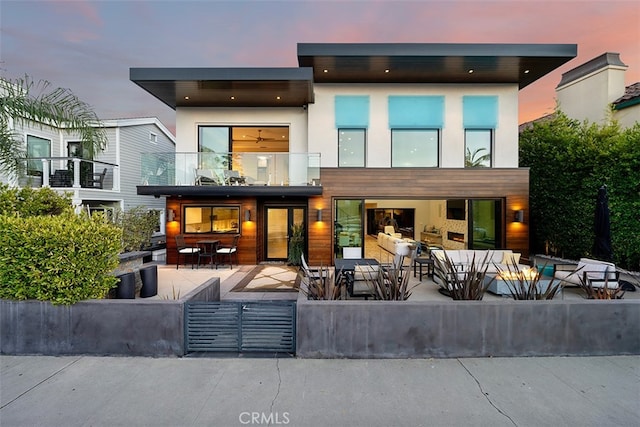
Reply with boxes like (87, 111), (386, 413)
(1, 355), (638, 426)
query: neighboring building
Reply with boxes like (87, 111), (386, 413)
(1, 114), (175, 230)
(131, 43), (576, 266)
(556, 52), (639, 128)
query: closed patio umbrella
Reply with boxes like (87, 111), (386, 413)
(593, 185), (612, 260)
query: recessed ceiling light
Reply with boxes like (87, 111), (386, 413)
(184, 96), (190, 100)
(276, 96), (281, 100)
(323, 69), (328, 73)
(468, 69), (474, 74)
(230, 96), (235, 100)
(524, 70), (530, 74)
(384, 69), (390, 73)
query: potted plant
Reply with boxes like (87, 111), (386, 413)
(288, 223), (304, 266)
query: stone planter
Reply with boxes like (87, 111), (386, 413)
(112, 251), (151, 298)
(115, 272), (136, 299)
(139, 265), (158, 298)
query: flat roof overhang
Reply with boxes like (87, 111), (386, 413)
(129, 67), (315, 109)
(297, 43), (578, 89)
(137, 185), (323, 198)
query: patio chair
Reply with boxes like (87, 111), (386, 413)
(553, 258), (619, 289)
(197, 240), (218, 269)
(195, 169), (219, 185)
(301, 253), (322, 281)
(343, 247), (361, 259)
(86, 168), (107, 189)
(223, 169), (246, 185)
(175, 235), (200, 269)
(216, 234), (239, 269)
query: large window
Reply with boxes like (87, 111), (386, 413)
(391, 129), (439, 167)
(26, 135), (51, 176)
(198, 127), (230, 153)
(465, 130), (492, 168)
(338, 129), (366, 167)
(184, 206), (240, 234)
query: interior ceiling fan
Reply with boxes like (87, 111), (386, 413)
(245, 129), (276, 143)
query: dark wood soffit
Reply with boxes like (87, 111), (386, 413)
(137, 185), (323, 198)
(318, 168), (529, 198)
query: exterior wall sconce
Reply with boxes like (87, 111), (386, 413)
(514, 209), (524, 223)
(316, 209), (323, 222)
(245, 209), (251, 222)
(167, 209), (175, 222)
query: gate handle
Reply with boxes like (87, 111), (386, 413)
(242, 305), (249, 311)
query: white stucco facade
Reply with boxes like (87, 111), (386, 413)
(176, 83), (520, 169)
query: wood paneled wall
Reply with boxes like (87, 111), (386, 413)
(308, 168), (530, 265)
(165, 197), (257, 266)
(163, 168), (530, 267)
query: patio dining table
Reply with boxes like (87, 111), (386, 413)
(334, 258), (380, 299)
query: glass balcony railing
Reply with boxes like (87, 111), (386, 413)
(17, 158), (118, 190)
(140, 152), (321, 187)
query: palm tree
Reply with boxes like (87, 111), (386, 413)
(0, 76), (107, 176)
(465, 147), (491, 167)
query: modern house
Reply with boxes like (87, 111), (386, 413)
(556, 52), (639, 128)
(1, 113), (175, 229)
(131, 43), (577, 266)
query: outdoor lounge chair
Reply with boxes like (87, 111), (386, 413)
(223, 169), (246, 185)
(195, 169), (219, 185)
(553, 258), (619, 289)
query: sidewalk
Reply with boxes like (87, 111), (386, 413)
(1, 355), (638, 426)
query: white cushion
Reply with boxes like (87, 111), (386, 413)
(179, 248), (199, 254)
(395, 242), (412, 256)
(501, 252), (521, 265)
(577, 260), (608, 280)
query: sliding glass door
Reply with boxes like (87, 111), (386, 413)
(334, 199), (363, 259)
(468, 199), (503, 249)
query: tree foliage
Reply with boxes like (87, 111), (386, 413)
(0, 76), (107, 175)
(520, 112), (640, 270)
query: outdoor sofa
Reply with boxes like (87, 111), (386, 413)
(431, 249), (528, 287)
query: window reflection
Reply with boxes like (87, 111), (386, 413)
(184, 206), (240, 234)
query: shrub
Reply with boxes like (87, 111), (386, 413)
(0, 211), (122, 304)
(520, 113), (640, 270)
(112, 206), (160, 252)
(0, 183), (72, 216)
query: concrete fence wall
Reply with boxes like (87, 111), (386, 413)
(296, 298), (640, 358)
(0, 278), (220, 357)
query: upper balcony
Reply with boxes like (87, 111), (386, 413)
(17, 158), (118, 191)
(137, 152), (323, 197)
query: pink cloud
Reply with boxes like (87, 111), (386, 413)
(47, 0), (103, 43)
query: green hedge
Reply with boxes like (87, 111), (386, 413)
(0, 212), (122, 304)
(520, 112), (640, 270)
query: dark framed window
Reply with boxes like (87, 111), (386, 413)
(26, 134), (51, 176)
(465, 129), (492, 168)
(338, 129), (366, 167)
(183, 205), (240, 234)
(391, 129), (439, 167)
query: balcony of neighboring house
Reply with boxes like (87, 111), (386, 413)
(18, 157), (118, 191)
(137, 152), (323, 197)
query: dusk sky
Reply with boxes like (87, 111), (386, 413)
(2, 0), (639, 134)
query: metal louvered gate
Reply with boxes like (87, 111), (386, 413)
(185, 301), (296, 354)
